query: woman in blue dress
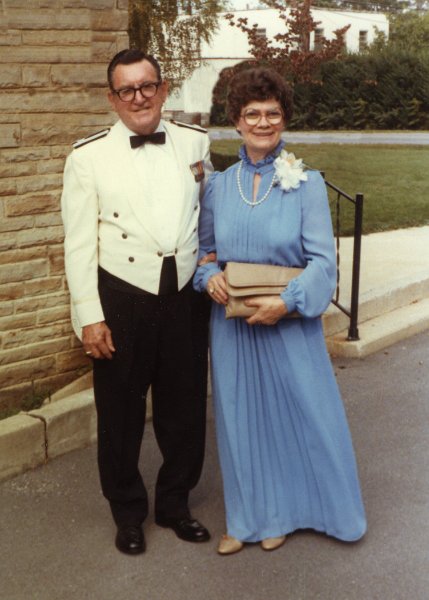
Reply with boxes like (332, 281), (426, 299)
(194, 67), (366, 555)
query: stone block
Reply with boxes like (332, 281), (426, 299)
(0, 381), (32, 413)
(0, 337), (71, 366)
(30, 390), (96, 460)
(0, 32), (22, 46)
(64, 0), (115, 7)
(0, 312), (37, 332)
(0, 162), (37, 178)
(2, 320), (72, 348)
(0, 246), (47, 266)
(0, 214), (34, 233)
(0, 232), (17, 252)
(37, 159), (64, 175)
(22, 113), (113, 145)
(90, 9), (128, 31)
(17, 225), (64, 248)
(34, 212), (63, 228)
(0, 414), (46, 482)
(51, 62), (106, 86)
(56, 348), (91, 372)
(15, 291), (69, 314)
(37, 305), (70, 325)
(0, 355), (55, 388)
(0, 177), (17, 195)
(0, 259), (47, 285)
(92, 39), (117, 61)
(22, 30), (92, 45)
(0, 123), (20, 148)
(17, 174), (62, 195)
(0, 302), (14, 318)
(0, 65), (21, 87)
(4, 9), (91, 31)
(0, 89), (107, 114)
(50, 370), (92, 401)
(5, 192), (59, 217)
(1, 147), (50, 162)
(50, 145), (70, 159)
(33, 369), (88, 399)
(24, 276), (64, 297)
(0, 45), (92, 64)
(21, 65), (51, 87)
(47, 245), (64, 275)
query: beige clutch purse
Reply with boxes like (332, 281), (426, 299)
(224, 261), (303, 319)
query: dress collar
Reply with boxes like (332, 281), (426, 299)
(238, 139), (285, 171)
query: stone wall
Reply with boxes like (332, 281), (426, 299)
(0, 0), (129, 414)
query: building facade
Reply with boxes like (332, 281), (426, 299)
(166, 7), (389, 123)
(0, 0), (128, 414)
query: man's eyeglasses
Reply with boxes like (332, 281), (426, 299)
(112, 81), (162, 102)
(241, 109), (283, 126)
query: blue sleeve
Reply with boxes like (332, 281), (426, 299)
(193, 172), (223, 293)
(280, 171), (336, 317)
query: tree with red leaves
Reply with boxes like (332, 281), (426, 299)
(224, 0), (349, 84)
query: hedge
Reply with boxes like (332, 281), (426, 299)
(210, 50), (429, 130)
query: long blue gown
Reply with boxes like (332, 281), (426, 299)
(193, 143), (366, 543)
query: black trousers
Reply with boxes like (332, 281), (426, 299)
(93, 269), (210, 527)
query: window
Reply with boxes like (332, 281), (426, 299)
(314, 27), (324, 52)
(255, 28), (266, 40)
(359, 30), (368, 52)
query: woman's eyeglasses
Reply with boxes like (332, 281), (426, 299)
(241, 110), (283, 126)
(112, 81), (162, 102)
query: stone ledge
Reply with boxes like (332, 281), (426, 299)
(30, 389), (97, 460)
(0, 413), (46, 481)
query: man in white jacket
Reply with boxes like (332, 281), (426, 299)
(61, 49), (212, 555)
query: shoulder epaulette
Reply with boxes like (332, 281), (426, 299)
(73, 128), (110, 149)
(170, 120), (207, 134)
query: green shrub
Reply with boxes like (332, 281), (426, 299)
(210, 50), (429, 130)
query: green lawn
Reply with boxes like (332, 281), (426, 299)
(210, 141), (429, 236)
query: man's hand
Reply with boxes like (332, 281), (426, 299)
(82, 321), (115, 360)
(245, 296), (288, 326)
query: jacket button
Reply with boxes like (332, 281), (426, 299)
(194, 205), (198, 211)
(193, 227), (197, 233)
(113, 212), (119, 218)
(192, 249), (197, 254)
(128, 257), (134, 262)
(157, 251), (163, 257)
(122, 233), (128, 239)
(174, 248), (178, 254)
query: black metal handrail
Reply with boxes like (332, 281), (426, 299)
(321, 173), (364, 341)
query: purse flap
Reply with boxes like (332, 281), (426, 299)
(225, 262), (303, 290)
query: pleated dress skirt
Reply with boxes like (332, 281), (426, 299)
(210, 305), (367, 543)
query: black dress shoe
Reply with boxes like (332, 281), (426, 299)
(155, 516), (210, 543)
(115, 525), (146, 555)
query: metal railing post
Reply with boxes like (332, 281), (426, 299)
(347, 193), (364, 340)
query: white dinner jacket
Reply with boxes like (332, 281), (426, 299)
(61, 119), (212, 338)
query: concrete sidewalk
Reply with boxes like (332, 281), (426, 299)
(1, 330), (428, 600)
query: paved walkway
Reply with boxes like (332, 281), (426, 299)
(1, 331), (428, 600)
(209, 129), (429, 144)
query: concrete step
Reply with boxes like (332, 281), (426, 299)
(323, 270), (429, 337)
(326, 297), (429, 358)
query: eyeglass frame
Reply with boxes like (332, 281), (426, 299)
(240, 109), (284, 126)
(111, 80), (163, 102)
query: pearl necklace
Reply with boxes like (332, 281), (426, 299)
(236, 160), (276, 207)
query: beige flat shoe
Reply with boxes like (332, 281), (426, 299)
(261, 535), (286, 551)
(217, 534), (244, 555)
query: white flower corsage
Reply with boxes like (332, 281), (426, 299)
(273, 150), (308, 191)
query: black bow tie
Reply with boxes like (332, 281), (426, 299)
(129, 131), (166, 148)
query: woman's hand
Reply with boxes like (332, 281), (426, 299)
(207, 272), (228, 305)
(245, 296), (288, 326)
